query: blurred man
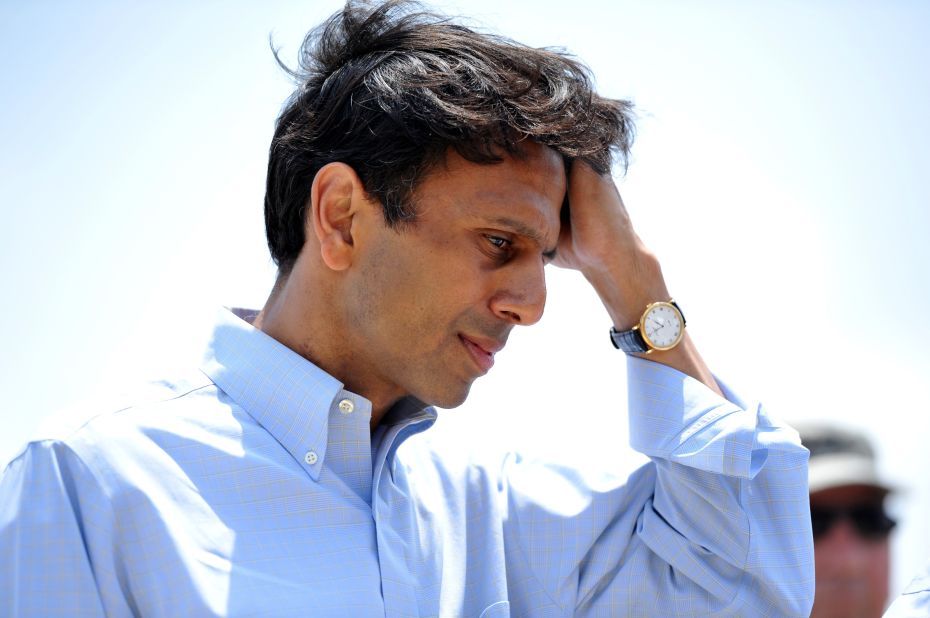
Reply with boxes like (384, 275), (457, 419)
(798, 423), (897, 618)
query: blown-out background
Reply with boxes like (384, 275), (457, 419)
(2, 0), (928, 600)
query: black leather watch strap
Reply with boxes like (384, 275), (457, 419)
(673, 301), (686, 327)
(609, 326), (649, 353)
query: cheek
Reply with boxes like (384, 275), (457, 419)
(350, 252), (450, 348)
(353, 231), (495, 352)
(865, 541), (890, 578)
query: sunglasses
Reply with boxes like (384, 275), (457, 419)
(811, 504), (896, 541)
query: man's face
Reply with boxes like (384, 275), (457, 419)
(343, 142), (565, 409)
(809, 485), (891, 618)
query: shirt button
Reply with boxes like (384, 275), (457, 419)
(338, 399), (355, 415)
(304, 450), (318, 465)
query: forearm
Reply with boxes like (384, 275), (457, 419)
(560, 161), (721, 395)
(584, 258), (722, 396)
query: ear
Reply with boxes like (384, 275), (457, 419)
(309, 162), (369, 271)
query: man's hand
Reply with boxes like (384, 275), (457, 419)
(553, 160), (670, 329)
(556, 160), (722, 395)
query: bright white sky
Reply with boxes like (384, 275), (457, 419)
(2, 0), (928, 600)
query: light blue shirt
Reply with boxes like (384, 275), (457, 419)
(0, 308), (814, 616)
(885, 560), (930, 616)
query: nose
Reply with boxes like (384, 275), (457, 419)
(489, 256), (547, 326)
(816, 519), (871, 573)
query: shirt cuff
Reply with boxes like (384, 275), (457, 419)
(626, 356), (771, 480)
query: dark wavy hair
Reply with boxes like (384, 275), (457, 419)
(265, 0), (635, 274)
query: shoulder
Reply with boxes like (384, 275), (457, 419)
(2, 368), (280, 530)
(4, 369), (240, 478)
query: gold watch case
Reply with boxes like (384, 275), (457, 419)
(636, 300), (685, 352)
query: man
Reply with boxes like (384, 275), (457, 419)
(0, 2), (814, 615)
(797, 423), (897, 617)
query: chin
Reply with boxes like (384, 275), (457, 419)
(421, 381), (473, 410)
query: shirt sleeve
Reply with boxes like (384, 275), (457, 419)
(0, 440), (111, 617)
(499, 357), (815, 617)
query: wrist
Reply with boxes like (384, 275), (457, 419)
(582, 251), (670, 328)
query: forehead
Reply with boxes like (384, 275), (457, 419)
(414, 143), (566, 241)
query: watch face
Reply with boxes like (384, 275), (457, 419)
(641, 303), (684, 350)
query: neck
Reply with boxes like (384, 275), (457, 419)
(253, 261), (401, 428)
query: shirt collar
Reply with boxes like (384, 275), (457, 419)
(200, 308), (439, 479)
(200, 307), (362, 480)
(380, 396), (437, 427)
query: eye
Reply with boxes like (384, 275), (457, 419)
(486, 235), (510, 250)
(481, 234), (514, 262)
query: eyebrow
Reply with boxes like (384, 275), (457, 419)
(488, 216), (558, 260)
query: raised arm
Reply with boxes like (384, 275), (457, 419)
(552, 160), (721, 393)
(501, 162), (816, 615)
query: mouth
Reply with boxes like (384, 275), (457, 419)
(459, 334), (500, 374)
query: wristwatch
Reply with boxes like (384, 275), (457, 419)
(610, 299), (686, 354)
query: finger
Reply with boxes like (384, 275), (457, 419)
(567, 159), (632, 226)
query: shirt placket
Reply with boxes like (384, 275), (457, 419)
(371, 416), (436, 617)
